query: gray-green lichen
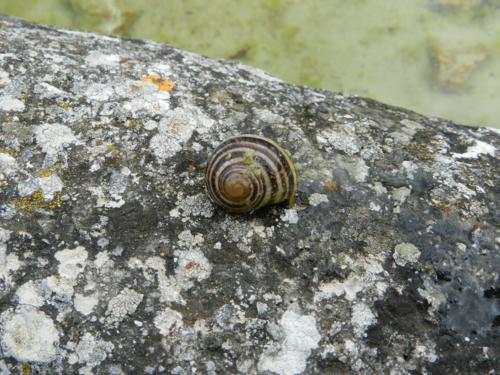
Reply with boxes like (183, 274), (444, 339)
(0, 14), (499, 375)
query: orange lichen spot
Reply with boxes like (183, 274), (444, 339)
(323, 180), (338, 192)
(142, 74), (175, 91)
(158, 80), (175, 91)
(142, 73), (161, 84)
(185, 262), (194, 270)
(21, 364), (32, 375)
(15, 191), (63, 212)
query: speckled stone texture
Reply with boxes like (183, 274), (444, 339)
(0, 14), (498, 375)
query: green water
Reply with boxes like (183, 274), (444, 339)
(1, 0), (499, 128)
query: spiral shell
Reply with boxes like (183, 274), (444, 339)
(205, 135), (298, 213)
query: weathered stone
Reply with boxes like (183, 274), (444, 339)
(0, 14), (498, 374)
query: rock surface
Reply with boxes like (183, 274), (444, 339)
(0, 14), (498, 374)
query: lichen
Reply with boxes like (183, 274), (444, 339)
(142, 74), (176, 91)
(0, 14), (497, 374)
(0, 307), (60, 363)
(14, 190), (63, 212)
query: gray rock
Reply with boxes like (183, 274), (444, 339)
(0, 14), (499, 374)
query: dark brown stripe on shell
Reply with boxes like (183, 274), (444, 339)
(205, 135), (296, 212)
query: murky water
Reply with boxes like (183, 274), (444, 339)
(1, 0), (499, 128)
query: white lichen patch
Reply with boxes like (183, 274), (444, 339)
(258, 309), (320, 375)
(130, 242), (211, 308)
(0, 228), (22, 287)
(430, 154), (478, 204)
(105, 287), (143, 325)
(214, 217), (275, 253)
(148, 62), (173, 76)
(0, 69), (10, 86)
(85, 51), (120, 67)
(401, 160), (418, 179)
(88, 185), (125, 208)
(389, 130), (412, 146)
(144, 119), (158, 130)
(317, 127), (362, 155)
(55, 246), (88, 279)
(393, 242), (421, 267)
(0, 153), (17, 177)
(84, 83), (115, 102)
(0, 227), (12, 242)
(400, 119), (425, 134)
(15, 281), (44, 307)
(315, 274), (364, 302)
(170, 192), (215, 220)
(453, 140), (496, 159)
(309, 193), (329, 206)
(33, 82), (67, 99)
(150, 106), (215, 161)
(177, 229), (205, 249)
(392, 186), (411, 214)
(107, 168), (129, 201)
(342, 339), (360, 361)
(371, 182), (388, 196)
(280, 208), (299, 224)
(120, 79), (171, 115)
(74, 293), (99, 315)
(94, 250), (112, 269)
(393, 187), (411, 205)
(418, 277), (447, 315)
(253, 108), (284, 123)
(337, 157), (370, 183)
(129, 256), (185, 305)
(34, 124), (80, 155)
(174, 248), (212, 286)
(256, 302), (269, 316)
(42, 246), (88, 302)
(316, 253), (386, 304)
(0, 306), (59, 363)
(75, 332), (114, 369)
(0, 95), (25, 111)
(351, 302), (376, 338)
(17, 174), (64, 199)
(414, 342), (438, 363)
(154, 307), (184, 335)
(43, 275), (76, 302)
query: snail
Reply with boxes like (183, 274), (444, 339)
(205, 134), (298, 213)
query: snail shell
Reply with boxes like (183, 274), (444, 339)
(205, 135), (298, 213)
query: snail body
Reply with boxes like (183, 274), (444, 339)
(205, 135), (298, 213)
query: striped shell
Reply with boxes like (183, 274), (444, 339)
(205, 135), (298, 213)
